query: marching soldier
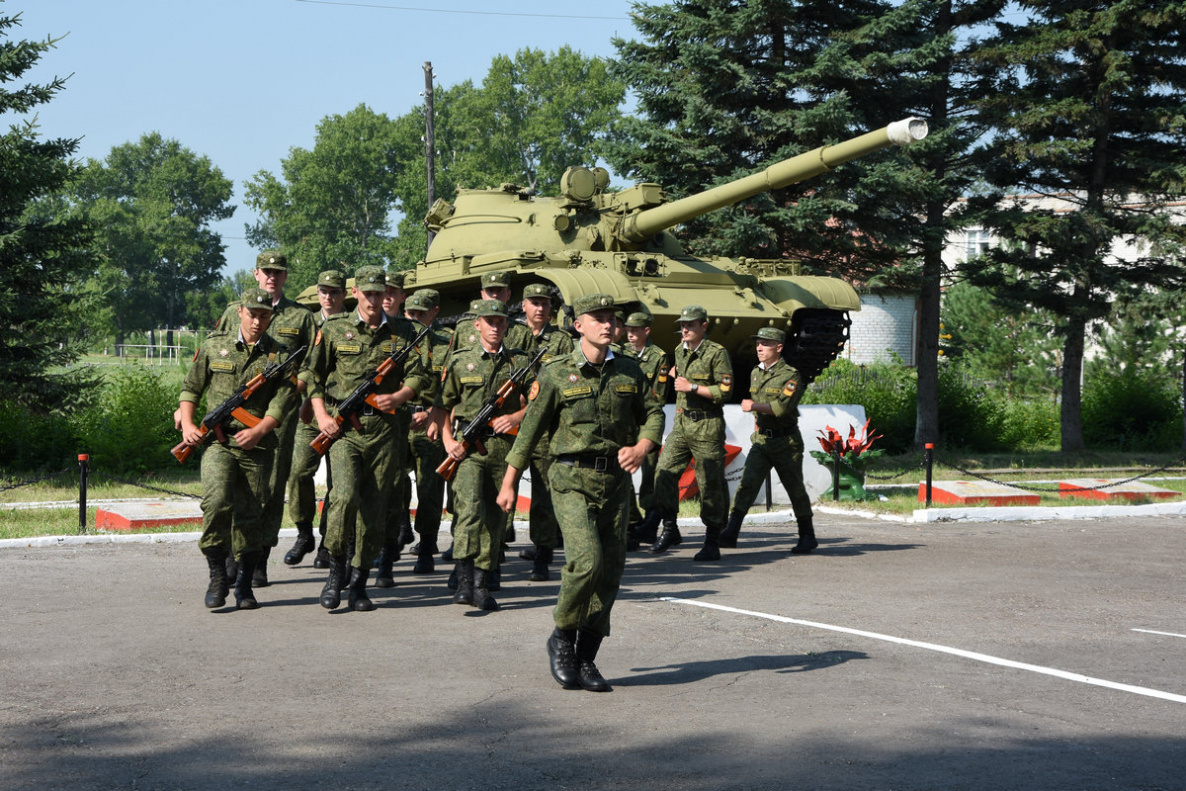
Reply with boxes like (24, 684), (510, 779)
(720, 327), (817, 553)
(284, 269), (346, 566)
(179, 288), (298, 610)
(643, 304), (733, 561)
(436, 299), (532, 612)
(623, 310), (671, 546)
(305, 265), (428, 612)
(497, 293), (664, 691)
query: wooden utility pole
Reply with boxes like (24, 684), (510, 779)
(424, 61), (436, 251)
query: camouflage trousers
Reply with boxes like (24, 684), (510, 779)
(526, 448), (560, 550)
(396, 427), (448, 549)
(451, 434), (511, 572)
(259, 410), (298, 547)
(198, 440), (273, 560)
(651, 415), (728, 530)
(288, 419), (332, 530)
(548, 462), (630, 638)
(381, 410), (414, 548)
(628, 446), (660, 524)
(326, 414), (403, 570)
(730, 433), (814, 525)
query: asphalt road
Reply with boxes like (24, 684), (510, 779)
(2, 514), (1184, 791)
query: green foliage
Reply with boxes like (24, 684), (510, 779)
(997, 397), (1060, 452)
(803, 359), (917, 453)
(934, 366), (1007, 452)
(70, 365), (182, 474)
(0, 398), (79, 472)
(1081, 370), (1182, 452)
(0, 10), (97, 410)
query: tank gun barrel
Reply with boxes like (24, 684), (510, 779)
(620, 117), (928, 243)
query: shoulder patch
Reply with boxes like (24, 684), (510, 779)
(314, 329), (322, 346)
(782, 378), (797, 398)
(528, 380), (540, 401)
(720, 374), (733, 393)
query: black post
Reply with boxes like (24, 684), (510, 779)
(78, 453), (89, 534)
(832, 446), (841, 502)
(924, 443), (934, 507)
(764, 470), (773, 512)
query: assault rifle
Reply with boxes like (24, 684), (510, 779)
(310, 324), (431, 455)
(436, 347), (545, 482)
(171, 345), (307, 465)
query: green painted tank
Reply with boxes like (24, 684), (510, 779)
(418, 117), (926, 381)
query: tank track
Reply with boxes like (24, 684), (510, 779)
(783, 308), (852, 383)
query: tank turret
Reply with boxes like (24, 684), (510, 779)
(407, 118), (928, 382)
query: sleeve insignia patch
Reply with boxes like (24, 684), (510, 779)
(782, 379), (797, 398)
(720, 374), (733, 392)
(314, 330), (322, 346)
(529, 380), (541, 401)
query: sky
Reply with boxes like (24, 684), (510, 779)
(15, 0), (639, 275)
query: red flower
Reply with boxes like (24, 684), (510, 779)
(817, 420), (882, 458)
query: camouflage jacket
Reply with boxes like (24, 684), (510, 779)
(673, 338), (733, 410)
(305, 311), (428, 414)
(435, 344), (533, 425)
(749, 358), (805, 433)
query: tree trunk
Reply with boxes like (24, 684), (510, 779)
(1060, 320), (1086, 452)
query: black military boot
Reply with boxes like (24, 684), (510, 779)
(319, 555), (347, 609)
(452, 560), (474, 605)
(487, 566), (501, 592)
(347, 567), (375, 612)
(225, 555), (240, 587)
(396, 517), (415, 553)
(629, 509), (662, 545)
(651, 518), (682, 554)
(718, 512), (744, 549)
(693, 525), (722, 562)
(472, 568), (500, 611)
(790, 517), (819, 555)
(412, 542), (437, 574)
(519, 545), (537, 561)
(530, 546), (553, 582)
(575, 630), (611, 692)
(441, 544), (454, 562)
(235, 553), (260, 610)
(546, 628), (580, 689)
(252, 547), (271, 587)
(374, 542), (397, 588)
(312, 536), (330, 569)
(284, 524), (316, 565)
(203, 550), (229, 609)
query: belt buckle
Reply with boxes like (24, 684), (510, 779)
(761, 428), (774, 438)
(594, 456), (608, 472)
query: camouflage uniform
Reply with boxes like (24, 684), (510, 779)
(506, 333), (665, 640)
(504, 319), (574, 557)
(181, 325), (297, 563)
(215, 286), (315, 562)
(650, 334), (733, 544)
(305, 308), (428, 576)
(436, 339), (533, 580)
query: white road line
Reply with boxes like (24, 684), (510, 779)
(661, 597), (1186, 705)
(1133, 629), (1186, 640)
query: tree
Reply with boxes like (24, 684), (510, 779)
(968, 0), (1186, 452)
(244, 104), (405, 288)
(184, 269), (256, 330)
(73, 133), (234, 342)
(0, 9), (96, 410)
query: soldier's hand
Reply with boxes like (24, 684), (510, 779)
(410, 410), (431, 431)
(496, 482), (517, 514)
(371, 392), (401, 413)
(674, 376), (694, 393)
(445, 438), (468, 462)
(618, 443), (648, 474)
(316, 413), (341, 438)
(490, 414), (519, 435)
(173, 407), (183, 431)
(740, 399), (754, 413)
(180, 421), (204, 447)
(233, 425), (265, 451)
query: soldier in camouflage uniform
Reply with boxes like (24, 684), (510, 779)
(645, 304), (734, 561)
(498, 293), (664, 692)
(623, 310), (671, 544)
(505, 282), (574, 581)
(179, 288), (298, 610)
(436, 299), (532, 612)
(306, 266), (428, 612)
(720, 327), (817, 553)
(284, 269), (346, 567)
(213, 251), (316, 587)
(399, 288), (453, 574)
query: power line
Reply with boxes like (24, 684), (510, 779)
(293, 0), (626, 21)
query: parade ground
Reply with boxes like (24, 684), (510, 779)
(2, 513), (1183, 791)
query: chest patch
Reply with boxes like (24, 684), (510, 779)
(459, 376), (484, 384)
(210, 360), (235, 373)
(764, 387), (782, 395)
(562, 385), (592, 398)
(277, 326), (299, 336)
(614, 384), (638, 394)
(337, 343), (362, 354)
(568, 373), (579, 383)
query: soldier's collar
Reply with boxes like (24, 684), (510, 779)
(354, 310), (389, 329)
(577, 346), (615, 368)
(682, 339), (705, 354)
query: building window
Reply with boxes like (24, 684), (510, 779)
(965, 228), (991, 258)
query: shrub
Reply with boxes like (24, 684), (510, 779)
(71, 364), (181, 474)
(935, 366), (1008, 452)
(998, 397), (1061, 450)
(804, 359), (917, 453)
(0, 399), (80, 473)
(1082, 370), (1181, 451)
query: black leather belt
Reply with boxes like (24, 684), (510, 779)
(756, 427), (790, 438)
(409, 405), (428, 413)
(679, 407), (724, 421)
(556, 453), (621, 472)
(359, 405), (380, 417)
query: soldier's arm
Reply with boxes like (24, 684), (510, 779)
(698, 346), (733, 405)
(768, 367), (805, 418)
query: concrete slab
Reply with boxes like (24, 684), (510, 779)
(1059, 478), (1180, 502)
(95, 500), (202, 531)
(919, 479), (1040, 506)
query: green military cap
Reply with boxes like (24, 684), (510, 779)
(678, 304), (708, 322)
(472, 299), (509, 318)
(480, 271), (511, 289)
(753, 326), (786, 343)
(317, 269), (346, 289)
(240, 287), (275, 311)
(406, 289), (439, 311)
(522, 283), (552, 300)
(625, 311), (652, 328)
(354, 265), (387, 293)
(572, 293), (616, 316)
(385, 270), (406, 289)
(614, 308), (626, 323)
(256, 250), (287, 270)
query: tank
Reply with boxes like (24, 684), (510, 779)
(303, 118), (927, 382)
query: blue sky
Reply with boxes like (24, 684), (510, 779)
(16, 0), (638, 275)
